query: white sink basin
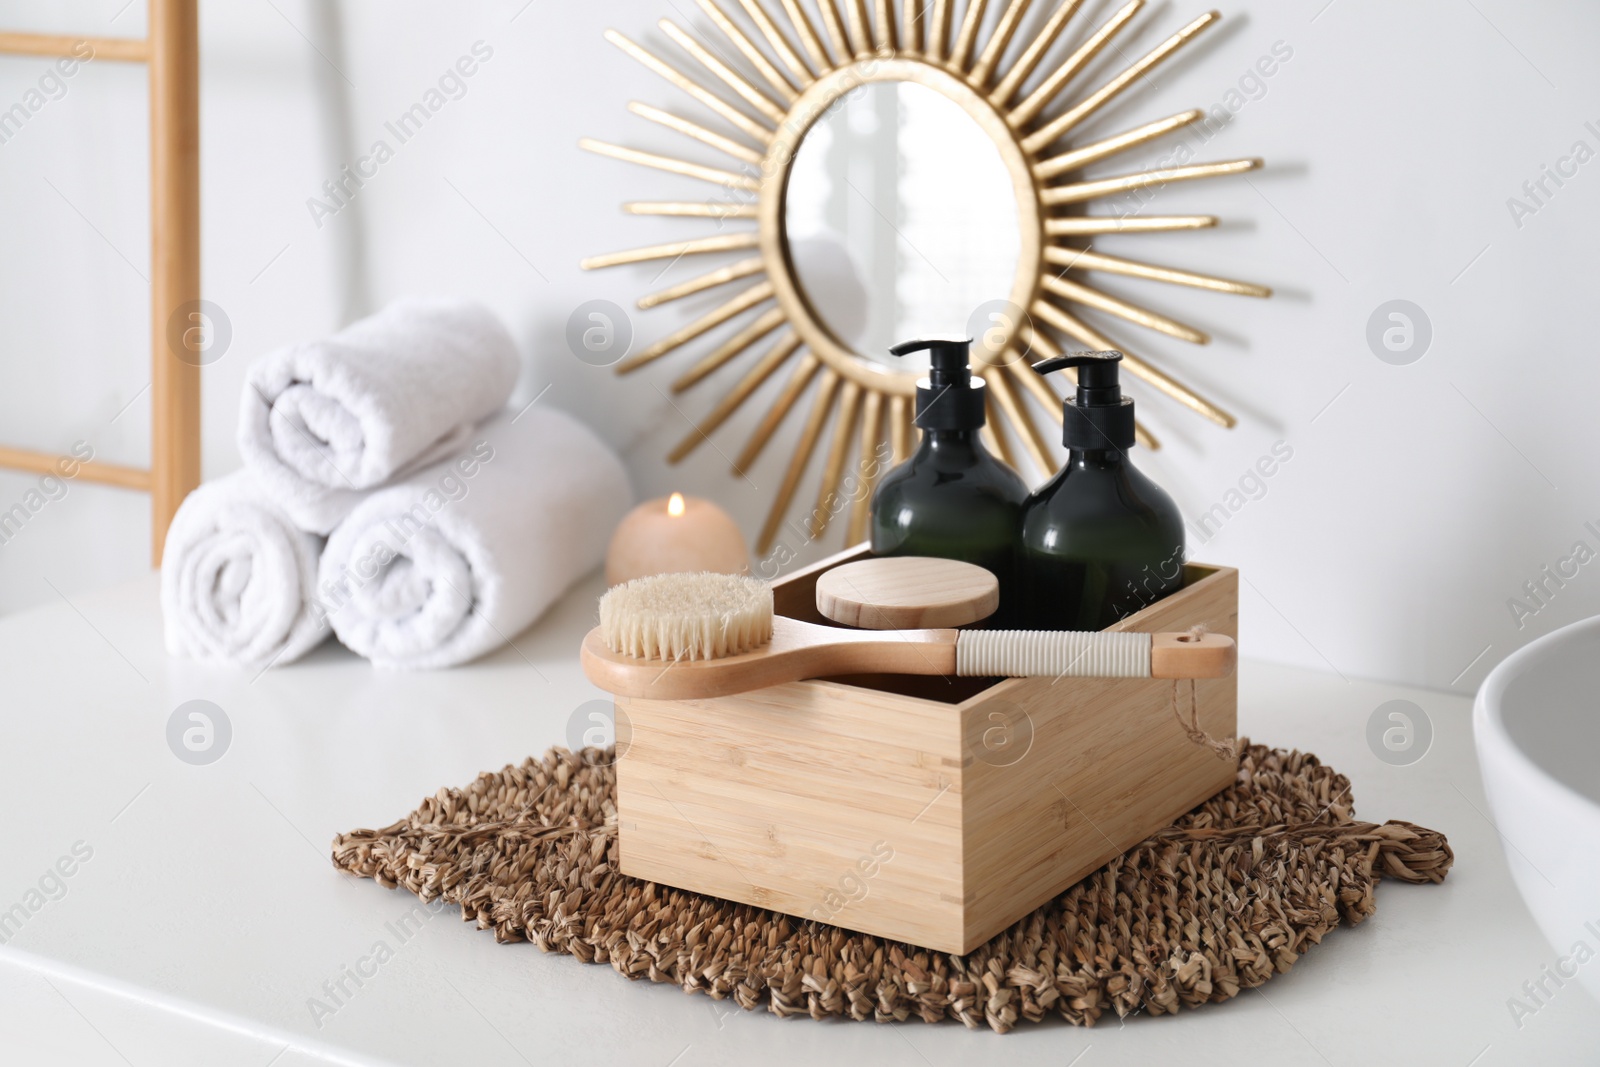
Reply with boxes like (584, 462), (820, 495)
(1476, 615), (1600, 1004)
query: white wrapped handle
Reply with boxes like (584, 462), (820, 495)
(956, 630), (1150, 677)
(955, 629), (1236, 680)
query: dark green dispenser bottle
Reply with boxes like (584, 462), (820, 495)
(870, 337), (1028, 623)
(1019, 351), (1186, 631)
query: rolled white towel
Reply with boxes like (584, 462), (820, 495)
(318, 405), (632, 669)
(161, 470), (330, 668)
(238, 298), (521, 534)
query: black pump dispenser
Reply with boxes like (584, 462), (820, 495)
(1033, 350), (1136, 450)
(870, 336), (1028, 624)
(1017, 349), (1186, 630)
(890, 337), (987, 430)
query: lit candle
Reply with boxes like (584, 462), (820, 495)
(604, 492), (749, 586)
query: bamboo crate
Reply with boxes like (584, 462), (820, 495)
(614, 545), (1239, 954)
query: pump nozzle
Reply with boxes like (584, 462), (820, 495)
(1032, 350), (1135, 450)
(889, 336), (986, 430)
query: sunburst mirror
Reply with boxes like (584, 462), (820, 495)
(582, 0), (1270, 555)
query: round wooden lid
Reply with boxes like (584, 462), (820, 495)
(814, 557), (1000, 630)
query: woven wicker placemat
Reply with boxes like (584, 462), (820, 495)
(331, 740), (1452, 1032)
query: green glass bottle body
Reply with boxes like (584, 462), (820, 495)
(870, 429), (1028, 626)
(1018, 448), (1186, 631)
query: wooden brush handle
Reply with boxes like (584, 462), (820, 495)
(581, 618), (1235, 700)
(581, 617), (956, 701)
(1151, 631), (1237, 679)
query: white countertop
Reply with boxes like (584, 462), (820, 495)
(0, 573), (1594, 1066)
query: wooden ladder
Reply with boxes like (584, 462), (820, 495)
(0, 0), (200, 564)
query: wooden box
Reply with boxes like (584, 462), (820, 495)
(614, 546), (1239, 954)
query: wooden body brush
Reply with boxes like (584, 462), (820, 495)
(581, 564), (1235, 701)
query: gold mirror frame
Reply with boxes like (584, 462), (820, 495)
(759, 58), (1041, 401)
(582, 0), (1272, 555)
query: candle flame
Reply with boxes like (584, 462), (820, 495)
(667, 492), (686, 517)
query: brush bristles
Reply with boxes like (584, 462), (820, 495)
(598, 572), (774, 661)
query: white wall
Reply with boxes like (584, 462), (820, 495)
(1, 0), (1597, 696)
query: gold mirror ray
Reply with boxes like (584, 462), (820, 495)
(694, 0), (800, 100)
(1008, 0), (1141, 128)
(583, 0), (1270, 553)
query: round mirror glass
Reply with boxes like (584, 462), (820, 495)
(784, 80), (1023, 373)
